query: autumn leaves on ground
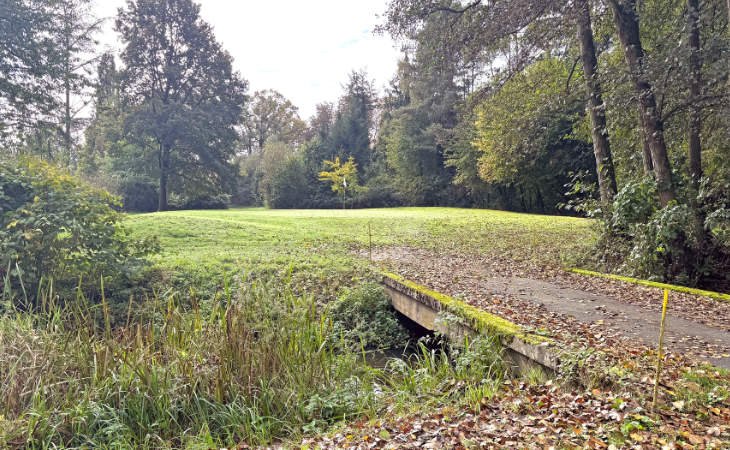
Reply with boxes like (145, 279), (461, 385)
(128, 207), (730, 449)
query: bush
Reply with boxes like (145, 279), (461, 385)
(611, 178), (659, 232)
(0, 158), (157, 307)
(263, 154), (311, 209)
(581, 176), (730, 289)
(329, 282), (410, 351)
(623, 203), (705, 284)
(178, 192), (231, 210)
(117, 175), (158, 212)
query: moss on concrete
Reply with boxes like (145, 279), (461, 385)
(382, 272), (549, 345)
(566, 268), (730, 302)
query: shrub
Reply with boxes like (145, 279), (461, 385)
(611, 178), (659, 232)
(177, 192), (231, 210)
(117, 175), (158, 212)
(329, 282), (410, 351)
(581, 176), (730, 289)
(623, 203), (705, 284)
(0, 158), (157, 307)
(264, 154), (310, 209)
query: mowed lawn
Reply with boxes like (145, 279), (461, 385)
(127, 207), (596, 288)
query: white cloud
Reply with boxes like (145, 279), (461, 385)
(94, 0), (401, 118)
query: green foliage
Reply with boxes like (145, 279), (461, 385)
(117, 0), (247, 211)
(325, 71), (377, 171)
(263, 153), (310, 209)
(0, 158), (157, 305)
(610, 178), (659, 231)
(699, 178), (730, 246)
(471, 57), (595, 213)
(255, 140), (307, 209)
(240, 90), (307, 154)
(329, 283), (410, 351)
(474, 58), (581, 183)
(0, 1), (63, 140)
(0, 277), (381, 447)
(381, 110), (450, 205)
(170, 189), (231, 210)
(558, 171), (601, 216)
(318, 156), (364, 207)
(623, 203), (705, 284)
(583, 177), (730, 288)
(116, 175), (158, 212)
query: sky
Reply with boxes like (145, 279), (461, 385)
(94, 0), (402, 119)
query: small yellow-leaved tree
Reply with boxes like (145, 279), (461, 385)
(318, 156), (361, 208)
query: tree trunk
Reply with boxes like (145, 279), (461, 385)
(641, 127), (653, 175)
(576, 0), (617, 204)
(158, 144), (169, 211)
(687, 0), (702, 187)
(608, 0), (676, 206)
(64, 76), (71, 160)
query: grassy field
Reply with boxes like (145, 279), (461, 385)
(7, 208), (729, 448)
(7, 207), (570, 448)
(127, 207), (595, 293)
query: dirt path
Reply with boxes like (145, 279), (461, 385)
(369, 246), (730, 369)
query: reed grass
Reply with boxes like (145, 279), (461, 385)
(0, 275), (509, 448)
(0, 276), (380, 447)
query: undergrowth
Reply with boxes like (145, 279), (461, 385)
(0, 276), (379, 447)
(0, 275), (510, 448)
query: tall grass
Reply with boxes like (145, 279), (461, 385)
(0, 274), (510, 448)
(382, 335), (506, 412)
(0, 276), (379, 448)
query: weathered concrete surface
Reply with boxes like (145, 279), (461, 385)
(383, 276), (560, 374)
(371, 246), (730, 370)
(483, 276), (730, 370)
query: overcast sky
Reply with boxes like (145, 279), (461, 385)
(94, 0), (402, 119)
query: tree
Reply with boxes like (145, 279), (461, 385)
(258, 140), (294, 205)
(256, 140), (309, 208)
(116, 0), (247, 211)
(318, 156), (361, 209)
(326, 71), (377, 169)
(575, 0), (617, 204)
(240, 90), (306, 154)
(607, 0), (675, 206)
(0, 0), (62, 143)
(54, 0), (103, 162)
(472, 57), (595, 213)
(377, 48), (459, 205)
(686, 0), (702, 187)
(306, 102), (335, 142)
(80, 52), (120, 174)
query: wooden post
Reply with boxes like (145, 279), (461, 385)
(652, 289), (669, 413)
(368, 222), (372, 263)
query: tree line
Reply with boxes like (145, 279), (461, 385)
(1, 0), (729, 287)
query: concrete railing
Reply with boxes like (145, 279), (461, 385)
(381, 272), (560, 374)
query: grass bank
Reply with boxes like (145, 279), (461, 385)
(127, 207), (594, 294)
(1, 276), (509, 448)
(1, 207), (594, 447)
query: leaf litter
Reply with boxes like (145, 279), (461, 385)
(296, 246), (730, 448)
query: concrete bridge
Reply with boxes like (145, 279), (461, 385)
(381, 272), (560, 375)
